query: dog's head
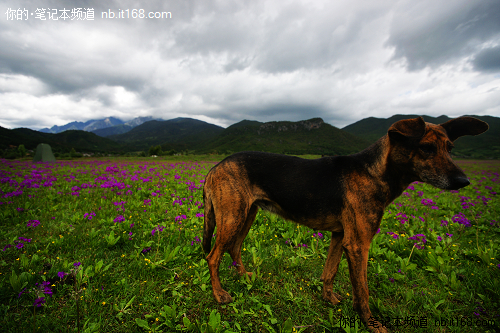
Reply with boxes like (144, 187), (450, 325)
(387, 116), (488, 190)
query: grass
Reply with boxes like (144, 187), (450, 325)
(0, 156), (499, 332)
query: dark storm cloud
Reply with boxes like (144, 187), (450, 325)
(473, 46), (500, 72)
(1, 0), (499, 130)
(387, 0), (500, 71)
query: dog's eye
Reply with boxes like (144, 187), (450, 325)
(447, 143), (454, 153)
(420, 145), (436, 155)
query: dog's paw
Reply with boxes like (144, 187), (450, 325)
(322, 289), (342, 305)
(214, 290), (233, 304)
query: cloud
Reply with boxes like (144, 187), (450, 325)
(473, 46), (500, 72)
(0, 0), (499, 130)
(387, 0), (500, 71)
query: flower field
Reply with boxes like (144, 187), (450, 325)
(0, 157), (499, 332)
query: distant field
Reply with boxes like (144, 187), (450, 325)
(0, 157), (499, 332)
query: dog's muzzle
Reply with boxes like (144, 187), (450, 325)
(448, 176), (470, 190)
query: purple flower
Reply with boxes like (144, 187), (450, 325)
(74, 262), (81, 267)
(191, 236), (201, 246)
(452, 212), (471, 227)
(18, 287), (27, 298)
(446, 233), (453, 238)
(440, 220), (448, 227)
(16, 243), (24, 249)
(387, 231), (399, 239)
(83, 212), (96, 220)
(27, 220), (40, 228)
(175, 215), (187, 222)
(2, 244), (12, 251)
(33, 297), (46, 307)
(409, 234), (427, 249)
(389, 278), (395, 283)
(57, 271), (66, 279)
(313, 232), (324, 239)
(421, 198), (435, 206)
(141, 247), (152, 254)
(437, 236), (443, 242)
(113, 215), (125, 223)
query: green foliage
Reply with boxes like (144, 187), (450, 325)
(0, 158), (499, 332)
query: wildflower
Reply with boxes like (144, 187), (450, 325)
(314, 232), (324, 239)
(389, 278), (395, 283)
(2, 244), (12, 251)
(452, 212), (471, 227)
(421, 198), (434, 206)
(113, 215), (125, 223)
(408, 234), (427, 249)
(57, 271), (66, 279)
(440, 220), (448, 227)
(27, 220), (41, 228)
(83, 212), (96, 220)
(395, 212), (408, 224)
(175, 215), (187, 222)
(387, 232), (399, 239)
(151, 225), (165, 236)
(446, 233), (453, 238)
(191, 236), (201, 246)
(33, 297), (46, 307)
(74, 262), (81, 267)
(141, 247), (152, 254)
(437, 236), (443, 242)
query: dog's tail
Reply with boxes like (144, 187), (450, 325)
(202, 185), (216, 255)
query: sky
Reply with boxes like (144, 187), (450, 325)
(1, 0), (499, 130)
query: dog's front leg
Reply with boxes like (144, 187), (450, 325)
(320, 232), (344, 305)
(344, 234), (389, 333)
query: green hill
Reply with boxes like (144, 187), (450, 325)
(343, 115), (500, 159)
(0, 127), (123, 153)
(109, 118), (225, 151)
(200, 118), (370, 155)
(2, 115), (498, 159)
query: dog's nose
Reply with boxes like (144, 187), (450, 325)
(451, 177), (470, 190)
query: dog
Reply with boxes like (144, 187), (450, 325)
(202, 116), (488, 332)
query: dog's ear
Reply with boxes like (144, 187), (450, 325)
(440, 116), (489, 142)
(388, 117), (426, 141)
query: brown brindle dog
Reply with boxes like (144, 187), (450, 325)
(202, 116), (488, 332)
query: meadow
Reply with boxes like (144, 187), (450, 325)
(0, 157), (499, 333)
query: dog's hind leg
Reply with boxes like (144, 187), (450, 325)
(320, 232), (344, 305)
(228, 204), (258, 278)
(206, 198), (252, 304)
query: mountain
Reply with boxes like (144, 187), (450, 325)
(200, 118), (370, 155)
(0, 126), (123, 153)
(4, 115), (498, 158)
(342, 114), (500, 159)
(91, 116), (155, 137)
(39, 117), (124, 133)
(91, 124), (134, 137)
(109, 118), (225, 151)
